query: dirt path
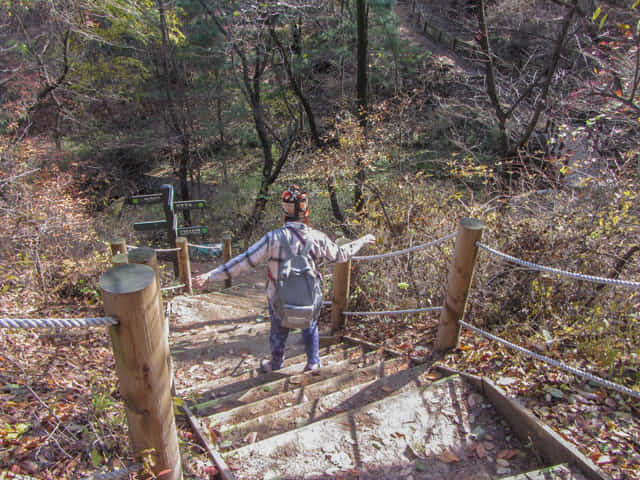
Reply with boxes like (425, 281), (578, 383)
(395, 0), (483, 77)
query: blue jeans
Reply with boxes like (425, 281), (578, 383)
(268, 302), (319, 368)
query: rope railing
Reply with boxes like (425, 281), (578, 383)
(187, 242), (222, 250)
(459, 320), (640, 400)
(352, 232), (457, 261)
(0, 316), (118, 329)
(124, 244), (182, 254)
(162, 283), (186, 292)
(155, 247), (181, 253)
(477, 242), (640, 288)
(343, 306), (443, 316)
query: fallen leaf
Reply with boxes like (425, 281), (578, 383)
(549, 387), (564, 399)
(381, 385), (394, 393)
(496, 377), (518, 386)
(437, 450), (460, 463)
(476, 442), (487, 458)
(204, 466), (219, 478)
(497, 449), (521, 460)
(209, 427), (222, 442)
(597, 455), (613, 465)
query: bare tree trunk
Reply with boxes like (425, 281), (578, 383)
(354, 0), (369, 212)
(269, 28), (321, 147)
(269, 26), (349, 226)
(197, 1), (299, 237)
(237, 43), (298, 237)
(157, 0), (192, 208)
(476, 0), (509, 154)
(477, 0), (579, 168)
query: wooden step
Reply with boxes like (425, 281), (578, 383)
(225, 375), (466, 479)
(213, 360), (429, 450)
(184, 343), (364, 401)
(208, 356), (411, 429)
(190, 346), (383, 416)
(224, 374), (547, 480)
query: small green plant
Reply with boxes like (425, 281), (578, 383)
(92, 390), (115, 415)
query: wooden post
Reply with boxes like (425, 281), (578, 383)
(111, 253), (129, 266)
(99, 264), (182, 480)
(109, 239), (127, 256)
(331, 238), (352, 334)
(222, 233), (232, 289)
(176, 237), (192, 294)
(128, 247), (163, 315)
(435, 217), (484, 352)
(128, 247), (160, 282)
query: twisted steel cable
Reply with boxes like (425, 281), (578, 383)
(477, 242), (640, 288)
(343, 306), (443, 316)
(460, 320), (640, 400)
(155, 247), (181, 253)
(0, 317), (118, 329)
(187, 242), (222, 250)
(352, 232), (457, 261)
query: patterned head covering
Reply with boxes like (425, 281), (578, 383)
(281, 185), (309, 220)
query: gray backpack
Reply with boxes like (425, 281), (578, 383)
(273, 228), (323, 329)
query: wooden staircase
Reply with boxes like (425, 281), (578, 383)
(169, 292), (591, 480)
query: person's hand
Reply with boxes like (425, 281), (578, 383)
(360, 234), (376, 245)
(192, 273), (210, 290)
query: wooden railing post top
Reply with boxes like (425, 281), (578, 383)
(111, 253), (129, 265)
(99, 264), (156, 295)
(460, 217), (484, 231)
(128, 247), (156, 263)
(176, 236), (187, 245)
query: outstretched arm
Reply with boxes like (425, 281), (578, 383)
(323, 233), (376, 263)
(193, 233), (270, 289)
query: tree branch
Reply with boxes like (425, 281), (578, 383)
(515, 0), (578, 152)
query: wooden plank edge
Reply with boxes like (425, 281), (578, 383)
(181, 402), (237, 480)
(434, 364), (610, 480)
(435, 364), (483, 391)
(319, 334), (341, 347)
(482, 378), (611, 480)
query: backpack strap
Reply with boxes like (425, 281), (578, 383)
(280, 227), (294, 258)
(286, 226), (316, 261)
(286, 226), (319, 278)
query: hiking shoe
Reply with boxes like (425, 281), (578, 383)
(304, 363), (321, 375)
(260, 359), (282, 373)
(260, 359), (273, 373)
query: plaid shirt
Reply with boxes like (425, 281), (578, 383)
(208, 222), (366, 302)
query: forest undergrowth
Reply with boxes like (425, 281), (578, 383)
(1, 129), (639, 479)
(1, 0), (640, 475)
